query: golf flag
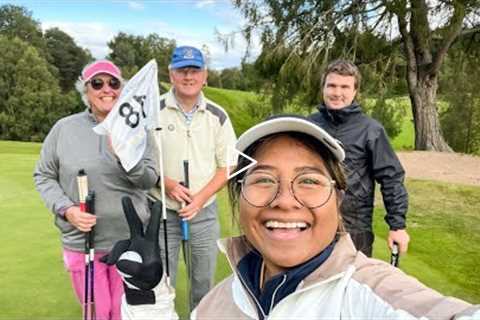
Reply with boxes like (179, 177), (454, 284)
(94, 59), (160, 172)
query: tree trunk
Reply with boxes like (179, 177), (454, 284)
(410, 74), (452, 152)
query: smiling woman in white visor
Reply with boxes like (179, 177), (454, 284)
(117, 115), (479, 320)
(190, 114), (479, 320)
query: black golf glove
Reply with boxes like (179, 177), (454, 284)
(101, 196), (163, 305)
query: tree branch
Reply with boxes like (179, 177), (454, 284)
(393, 1), (417, 90)
(430, 2), (466, 75)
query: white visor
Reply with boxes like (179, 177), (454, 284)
(236, 115), (345, 162)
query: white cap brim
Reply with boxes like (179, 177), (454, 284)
(236, 116), (345, 162)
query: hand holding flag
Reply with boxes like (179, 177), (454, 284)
(94, 60), (160, 171)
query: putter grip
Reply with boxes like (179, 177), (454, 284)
(180, 160), (190, 241)
(181, 220), (189, 240)
(86, 191), (95, 245)
(390, 242), (399, 267)
(179, 181), (190, 241)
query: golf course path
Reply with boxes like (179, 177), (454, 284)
(397, 151), (480, 186)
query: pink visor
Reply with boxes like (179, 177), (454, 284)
(82, 60), (122, 82)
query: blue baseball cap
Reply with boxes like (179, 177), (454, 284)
(170, 46), (205, 69)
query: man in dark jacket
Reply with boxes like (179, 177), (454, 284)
(309, 59), (409, 257)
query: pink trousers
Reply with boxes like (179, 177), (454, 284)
(63, 248), (124, 320)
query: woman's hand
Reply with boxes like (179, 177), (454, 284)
(65, 206), (96, 232)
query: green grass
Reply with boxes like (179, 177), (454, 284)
(0, 140), (79, 319)
(2, 139), (479, 320)
(391, 115), (415, 151)
(160, 82), (259, 137)
(373, 179), (480, 303)
(203, 86), (259, 136)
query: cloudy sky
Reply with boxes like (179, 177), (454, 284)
(2, 0), (260, 70)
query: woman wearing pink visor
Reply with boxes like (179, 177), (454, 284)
(34, 60), (160, 319)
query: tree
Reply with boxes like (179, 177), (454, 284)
(233, 0), (480, 151)
(0, 36), (30, 138)
(44, 27), (92, 92)
(108, 32), (175, 81)
(440, 30), (480, 154)
(219, 67), (243, 89)
(207, 68), (222, 87)
(0, 4), (49, 60)
(4, 46), (66, 141)
(0, 37), (76, 142)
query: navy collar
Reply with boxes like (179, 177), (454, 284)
(237, 238), (337, 319)
(318, 102), (362, 124)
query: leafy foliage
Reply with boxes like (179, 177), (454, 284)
(440, 31), (480, 155)
(3, 45), (78, 142)
(0, 4), (48, 58)
(108, 32), (176, 81)
(363, 97), (408, 139)
(232, 0), (480, 151)
(44, 27), (92, 92)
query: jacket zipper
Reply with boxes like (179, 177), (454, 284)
(236, 271), (268, 319)
(267, 274), (287, 317)
(267, 268), (354, 318)
(222, 249), (267, 319)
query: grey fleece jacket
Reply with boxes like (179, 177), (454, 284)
(33, 109), (159, 252)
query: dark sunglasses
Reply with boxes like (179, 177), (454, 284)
(88, 77), (121, 90)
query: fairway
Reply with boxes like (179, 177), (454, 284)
(1, 140), (479, 319)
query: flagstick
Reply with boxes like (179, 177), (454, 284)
(156, 127), (171, 286)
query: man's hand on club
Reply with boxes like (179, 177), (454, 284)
(388, 229), (410, 254)
(101, 197), (163, 305)
(178, 193), (207, 220)
(65, 206), (96, 232)
(165, 177), (192, 204)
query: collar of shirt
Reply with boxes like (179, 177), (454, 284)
(171, 89), (204, 125)
(236, 238), (337, 319)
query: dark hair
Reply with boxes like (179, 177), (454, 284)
(321, 59), (361, 90)
(228, 132), (347, 231)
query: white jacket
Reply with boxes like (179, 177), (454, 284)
(192, 234), (480, 320)
(121, 233), (480, 319)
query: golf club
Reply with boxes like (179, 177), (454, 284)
(85, 191), (96, 320)
(181, 160), (193, 314)
(76, 170), (91, 320)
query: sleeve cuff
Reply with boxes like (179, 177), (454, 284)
(57, 205), (72, 219)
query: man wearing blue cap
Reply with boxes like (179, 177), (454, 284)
(149, 45), (237, 308)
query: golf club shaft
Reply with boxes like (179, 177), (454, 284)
(163, 219), (170, 277)
(86, 191), (96, 320)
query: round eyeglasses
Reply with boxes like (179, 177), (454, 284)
(238, 171), (336, 209)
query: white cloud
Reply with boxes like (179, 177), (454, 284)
(127, 1), (145, 10)
(195, 0), (215, 9)
(41, 21), (116, 58)
(133, 20), (257, 69)
(41, 15), (261, 70)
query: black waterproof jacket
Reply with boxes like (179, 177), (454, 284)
(309, 103), (408, 232)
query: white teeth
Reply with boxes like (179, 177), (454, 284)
(265, 221), (307, 229)
(101, 97), (114, 102)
